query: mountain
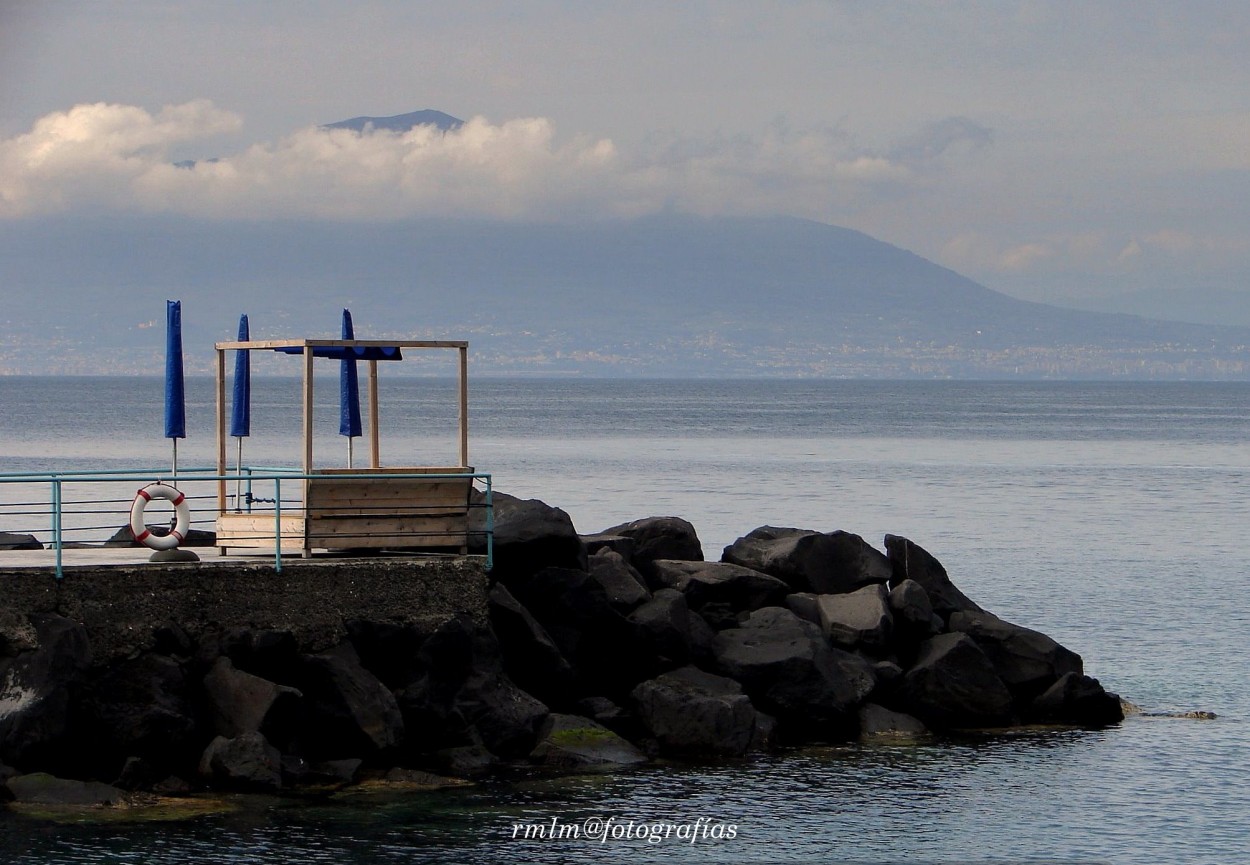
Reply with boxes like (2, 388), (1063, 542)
(321, 110), (464, 133)
(1, 213), (1247, 378)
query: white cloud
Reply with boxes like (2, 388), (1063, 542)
(0, 101), (931, 222)
(0, 101), (241, 214)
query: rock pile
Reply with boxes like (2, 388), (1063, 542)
(0, 494), (1122, 800)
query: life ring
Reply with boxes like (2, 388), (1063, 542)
(130, 483), (191, 551)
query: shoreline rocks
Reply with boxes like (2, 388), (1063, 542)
(1, 497), (1126, 801)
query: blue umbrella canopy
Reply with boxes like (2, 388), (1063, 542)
(164, 300), (186, 440)
(229, 314), (251, 438)
(339, 309), (363, 439)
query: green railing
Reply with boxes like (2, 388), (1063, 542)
(0, 467), (493, 578)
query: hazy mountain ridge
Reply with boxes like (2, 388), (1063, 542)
(321, 110), (464, 133)
(1, 212), (1247, 378)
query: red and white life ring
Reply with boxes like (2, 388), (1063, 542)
(130, 483), (191, 551)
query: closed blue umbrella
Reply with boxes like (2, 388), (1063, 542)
(230, 314), (251, 438)
(230, 314), (250, 509)
(164, 300), (186, 478)
(340, 309), (362, 467)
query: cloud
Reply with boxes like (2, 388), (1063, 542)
(0, 101), (940, 222)
(890, 116), (993, 166)
(0, 101), (241, 214)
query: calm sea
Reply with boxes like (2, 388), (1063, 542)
(1, 377), (1248, 864)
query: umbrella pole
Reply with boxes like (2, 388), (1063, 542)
(235, 437), (243, 512)
(171, 439), (179, 486)
(348, 437), (355, 469)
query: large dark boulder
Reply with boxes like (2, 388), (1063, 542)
(79, 652), (200, 777)
(198, 732), (282, 792)
(896, 633), (1015, 730)
(579, 532), (637, 562)
(397, 614), (549, 759)
(628, 589), (696, 665)
(884, 535), (983, 620)
(947, 610), (1083, 703)
(0, 532), (42, 551)
(5, 772), (126, 805)
(888, 578), (942, 650)
(597, 517), (704, 583)
(587, 548), (651, 612)
(650, 560), (790, 615)
(201, 656), (302, 741)
(295, 645), (404, 758)
(0, 613), (92, 772)
(631, 666), (763, 757)
(711, 607), (875, 741)
(722, 527), (892, 594)
(502, 567), (654, 697)
(858, 703), (930, 740)
(527, 713), (647, 770)
(214, 628), (301, 686)
(1027, 672), (1124, 727)
(816, 584), (893, 654)
(487, 583), (577, 708)
(344, 619), (434, 690)
(488, 493), (587, 583)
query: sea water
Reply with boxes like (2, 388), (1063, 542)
(1, 377), (1248, 864)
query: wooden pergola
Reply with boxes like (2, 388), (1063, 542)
(211, 338), (474, 556)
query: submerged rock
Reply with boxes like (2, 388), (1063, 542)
(528, 713), (647, 769)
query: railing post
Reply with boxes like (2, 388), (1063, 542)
(52, 478), (63, 581)
(273, 477), (283, 574)
(485, 474), (494, 572)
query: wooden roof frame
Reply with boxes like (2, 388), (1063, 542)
(212, 338), (470, 484)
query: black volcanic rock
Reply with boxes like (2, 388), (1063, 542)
(884, 535), (983, 621)
(897, 633), (1015, 729)
(723, 527), (892, 594)
(598, 517), (704, 583)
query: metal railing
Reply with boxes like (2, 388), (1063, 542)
(0, 466), (493, 579)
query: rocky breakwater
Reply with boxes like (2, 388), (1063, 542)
(1, 494), (1122, 805)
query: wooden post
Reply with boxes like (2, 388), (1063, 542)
(302, 345), (314, 558)
(368, 359), (380, 468)
(458, 345), (469, 468)
(215, 347), (227, 515)
(302, 346), (314, 475)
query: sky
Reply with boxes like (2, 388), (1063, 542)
(2, 0), (1249, 321)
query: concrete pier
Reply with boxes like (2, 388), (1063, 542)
(0, 555), (489, 662)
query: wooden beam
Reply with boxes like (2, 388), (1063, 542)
(214, 339), (468, 351)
